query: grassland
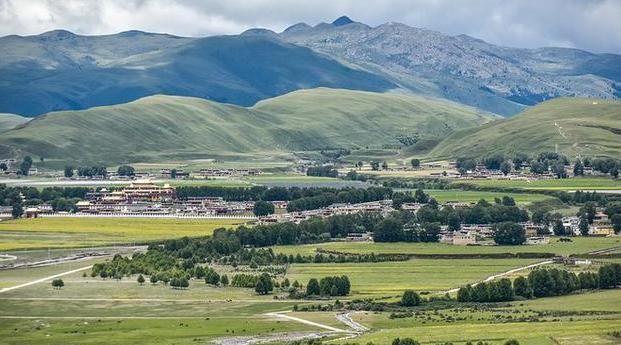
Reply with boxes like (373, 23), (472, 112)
(350, 289), (621, 345)
(0, 113), (28, 132)
(425, 189), (554, 203)
(286, 259), (539, 297)
(453, 177), (621, 191)
(0, 88), (492, 164)
(273, 236), (621, 257)
(0, 218), (244, 251)
(430, 97), (621, 159)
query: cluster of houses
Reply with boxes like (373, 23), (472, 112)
(259, 200), (394, 225)
(561, 212), (616, 237)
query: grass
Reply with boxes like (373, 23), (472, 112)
(272, 236), (621, 257)
(0, 317), (316, 345)
(455, 176), (621, 191)
(350, 289), (621, 345)
(286, 259), (539, 297)
(424, 189), (554, 203)
(0, 217), (245, 251)
(430, 97), (621, 160)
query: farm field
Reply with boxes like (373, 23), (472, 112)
(272, 236), (621, 257)
(350, 289), (621, 344)
(0, 218), (245, 251)
(455, 177), (621, 191)
(286, 258), (540, 297)
(424, 189), (554, 204)
(0, 260), (324, 345)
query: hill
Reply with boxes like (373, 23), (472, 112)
(429, 98), (621, 159)
(0, 88), (493, 164)
(0, 32), (393, 116)
(0, 113), (28, 132)
(281, 17), (621, 116)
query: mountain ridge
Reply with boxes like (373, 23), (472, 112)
(0, 88), (493, 164)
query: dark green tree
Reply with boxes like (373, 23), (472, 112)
(400, 290), (421, 307)
(117, 165), (135, 176)
(51, 279), (64, 289)
(306, 278), (320, 296)
(513, 276), (532, 299)
(493, 222), (526, 245)
(253, 200), (275, 217)
(137, 274), (145, 285)
(64, 166), (74, 178)
(255, 273), (273, 295)
(410, 159), (420, 168)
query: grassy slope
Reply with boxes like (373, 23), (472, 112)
(0, 113), (28, 132)
(0, 88), (492, 164)
(429, 97), (621, 159)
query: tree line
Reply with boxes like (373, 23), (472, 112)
(457, 264), (621, 303)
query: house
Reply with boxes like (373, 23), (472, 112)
(452, 231), (477, 245)
(526, 236), (550, 245)
(590, 225), (615, 237)
(345, 232), (373, 242)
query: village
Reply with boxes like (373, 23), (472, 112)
(1, 179), (617, 247)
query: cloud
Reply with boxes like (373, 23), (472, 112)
(1, 0), (620, 53)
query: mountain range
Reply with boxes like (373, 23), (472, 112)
(1, 16), (620, 117)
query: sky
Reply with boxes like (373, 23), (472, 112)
(1, 0), (620, 54)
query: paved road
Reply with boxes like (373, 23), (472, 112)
(264, 311), (350, 333)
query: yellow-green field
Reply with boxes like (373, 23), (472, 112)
(350, 289), (621, 345)
(425, 189), (554, 204)
(456, 177), (621, 191)
(286, 258), (539, 297)
(0, 217), (245, 250)
(273, 236), (621, 257)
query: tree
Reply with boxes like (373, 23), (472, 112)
(504, 340), (520, 345)
(117, 165), (135, 177)
(137, 274), (145, 285)
(392, 338), (420, 345)
(51, 279), (64, 289)
(205, 270), (220, 285)
(374, 217), (402, 242)
(11, 201), (23, 219)
(513, 276), (532, 299)
(579, 215), (590, 236)
(553, 219), (567, 236)
(220, 274), (229, 286)
(573, 160), (584, 176)
(611, 214), (621, 234)
(170, 169), (177, 179)
(0, 163), (7, 171)
(64, 166), (74, 178)
(500, 161), (513, 175)
(150, 275), (159, 284)
(493, 222), (526, 245)
(447, 213), (461, 231)
(370, 161), (380, 171)
(254, 273), (273, 295)
(410, 159), (420, 168)
(382, 161), (388, 170)
(502, 196), (516, 206)
(457, 285), (473, 302)
(306, 278), (320, 296)
(414, 188), (429, 203)
(401, 290), (421, 307)
(552, 162), (567, 178)
(253, 200), (275, 217)
(19, 158), (32, 176)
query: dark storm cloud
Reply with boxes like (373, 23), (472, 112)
(1, 0), (620, 53)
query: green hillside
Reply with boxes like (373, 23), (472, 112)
(429, 98), (621, 159)
(0, 88), (492, 164)
(0, 113), (28, 132)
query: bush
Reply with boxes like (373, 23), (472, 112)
(400, 290), (421, 307)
